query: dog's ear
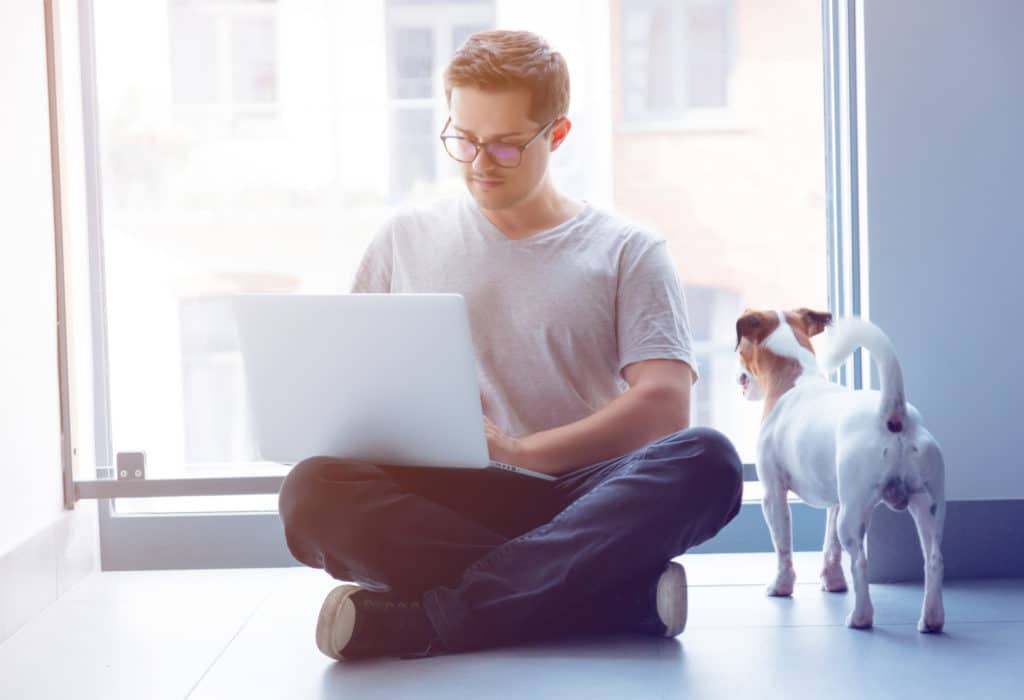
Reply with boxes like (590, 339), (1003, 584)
(796, 308), (833, 337)
(736, 311), (767, 350)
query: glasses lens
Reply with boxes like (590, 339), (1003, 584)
(444, 138), (477, 162)
(486, 143), (520, 167)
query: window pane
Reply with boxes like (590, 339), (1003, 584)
(646, 6), (676, 112)
(394, 108), (437, 195)
(613, 0), (826, 461)
(622, 0), (734, 120)
(83, 0), (822, 515)
(686, 0), (730, 108)
(180, 296), (257, 463)
(169, 5), (217, 104)
(232, 16), (277, 104)
(393, 27), (433, 99)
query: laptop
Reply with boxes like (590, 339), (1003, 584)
(232, 293), (556, 481)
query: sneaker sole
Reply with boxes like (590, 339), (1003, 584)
(315, 584), (362, 661)
(657, 562), (688, 637)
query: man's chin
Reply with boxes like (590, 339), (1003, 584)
(467, 184), (516, 210)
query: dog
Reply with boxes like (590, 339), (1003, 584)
(735, 308), (945, 632)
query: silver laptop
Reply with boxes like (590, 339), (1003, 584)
(233, 293), (555, 481)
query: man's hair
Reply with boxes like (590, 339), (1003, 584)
(443, 30), (570, 124)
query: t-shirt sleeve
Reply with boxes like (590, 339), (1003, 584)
(616, 237), (700, 383)
(349, 226), (393, 293)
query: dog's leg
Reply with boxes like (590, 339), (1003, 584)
(837, 500), (876, 629)
(762, 487), (796, 596)
(820, 505), (847, 592)
(908, 489), (945, 633)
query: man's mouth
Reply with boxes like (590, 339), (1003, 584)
(473, 178), (503, 190)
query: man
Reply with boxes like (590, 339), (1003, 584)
(279, 29), (743, 660)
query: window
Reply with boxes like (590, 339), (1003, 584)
(76, 0), (827, 532)
(385, 0), (495, 197)
(169, 0), (279, 127)
(621, 0), (734, 125)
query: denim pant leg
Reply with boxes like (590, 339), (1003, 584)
(278, 457), (567, 595)
(422, 427), (744, 652)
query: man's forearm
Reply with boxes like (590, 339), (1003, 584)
(520, 385), (690, 475)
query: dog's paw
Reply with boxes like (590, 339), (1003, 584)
(820, 566), (848, 593)
(846, 610), (873, 629)
(765, 577), (795, 597)
(764, 566), (796, 597)
(918, 611), (944, 634)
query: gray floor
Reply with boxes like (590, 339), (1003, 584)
(0, 552), (1018, 699)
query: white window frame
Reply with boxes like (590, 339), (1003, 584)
(55, 0), (863, 568)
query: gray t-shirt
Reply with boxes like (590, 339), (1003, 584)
(351, 193), (698, 438)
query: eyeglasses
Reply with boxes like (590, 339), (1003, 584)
(439, 117), (556, 168)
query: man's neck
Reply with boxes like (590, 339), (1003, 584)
(479, 183), (584, 241)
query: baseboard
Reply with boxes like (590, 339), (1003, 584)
(868, 499), (1024, 582)
(696, 497), (1024, 583)
(98, 500), (296, 571)
(93, 493), (1024, 582)
(0, 501), (100, 645)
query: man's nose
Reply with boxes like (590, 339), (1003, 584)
(471, 145), (497, 171)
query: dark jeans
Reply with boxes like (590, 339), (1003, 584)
(278, 427), (743, 653)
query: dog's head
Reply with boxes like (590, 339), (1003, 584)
(735, 308), (832, 402)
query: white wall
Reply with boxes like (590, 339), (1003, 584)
(861, 0), (1024, 500)
(0, 0), (66, 555)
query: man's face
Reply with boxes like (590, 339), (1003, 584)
(447, 86), (556, 211)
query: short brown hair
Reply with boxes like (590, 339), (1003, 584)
(443, 30), (570, 124)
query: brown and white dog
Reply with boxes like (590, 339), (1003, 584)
(735, 308), (945, 632)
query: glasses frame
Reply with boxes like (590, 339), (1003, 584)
(439, 117), (557, 168)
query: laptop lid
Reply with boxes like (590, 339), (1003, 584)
(233, 293), (491, 469)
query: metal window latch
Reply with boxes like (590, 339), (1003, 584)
(116, 451), (146, 480)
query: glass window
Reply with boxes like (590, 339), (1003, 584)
(393, 27), (434, 99)
(232, 16), (277, 104)
(83, 0), (825, 513)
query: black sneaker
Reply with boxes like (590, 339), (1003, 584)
(315, 585), (443, 660)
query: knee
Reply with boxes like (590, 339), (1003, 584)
(278, 456), (329, 531)
(278, 456), (380, 549)
(644, 427), (744, 507)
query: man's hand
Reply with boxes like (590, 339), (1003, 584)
(483, 415), (528, 466)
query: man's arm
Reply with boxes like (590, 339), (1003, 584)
(485, 358), (694, 476)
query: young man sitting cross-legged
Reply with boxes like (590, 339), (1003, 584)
(278, 29), (744, 660)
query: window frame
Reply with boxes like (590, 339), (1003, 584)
(62, 0), (863, 567)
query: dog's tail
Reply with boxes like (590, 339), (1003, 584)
(818, 317), (908, 434)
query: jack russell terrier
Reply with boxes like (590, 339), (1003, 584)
(735, 308), (945, 632)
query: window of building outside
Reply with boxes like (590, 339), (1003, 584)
(87, 0), (826, 514)
(169, 0), (278, 131)
(386, 1), (495, 197)
(621, 0), (733, 125)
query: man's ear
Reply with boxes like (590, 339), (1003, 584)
(550, 117), (571, 150)
(795, 308), (833, 337)
(736, 310), (765, 350)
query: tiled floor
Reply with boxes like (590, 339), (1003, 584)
(0, 553), (1018, 699)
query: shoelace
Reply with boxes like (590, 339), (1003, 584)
(361, 598), (421, 611)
